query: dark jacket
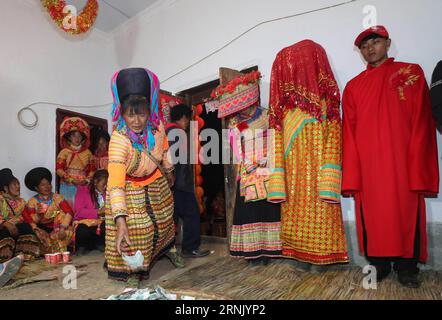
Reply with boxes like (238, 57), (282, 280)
(166, 123), (195, 193)
(431, 61), (442, 127)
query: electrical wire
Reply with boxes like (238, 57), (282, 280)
(17, 0), (358, 130)
(100, 0), (131, 18)
(161, 0), (358, 83)
(17, 101), (112, 130)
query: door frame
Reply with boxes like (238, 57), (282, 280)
(175, 66), (259, 244)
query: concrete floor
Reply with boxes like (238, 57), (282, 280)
(0, 241), (228, 300)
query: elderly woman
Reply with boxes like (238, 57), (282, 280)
(24, 168), (74, 254)
(106, 68), (184, 287)
(0, 169), (40, 262)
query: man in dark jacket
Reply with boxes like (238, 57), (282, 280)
(166, 104), (210, 258)
(431, 61), (442, 129)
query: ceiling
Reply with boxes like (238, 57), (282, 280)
(67, 0), (161, 33)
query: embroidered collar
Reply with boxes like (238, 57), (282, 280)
(367, 57), (395, 71)
(35, 193), (54, 205)
(69, 144), (84, 152)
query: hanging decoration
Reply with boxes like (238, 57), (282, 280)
(210, 71), (261, 119)
(41, 0), (99, 35)
(193, 104), (206, 215)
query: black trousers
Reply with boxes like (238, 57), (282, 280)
(75, 222), (105, 250)
(362, 204), (420, 274)
(173, 190), (201, 252)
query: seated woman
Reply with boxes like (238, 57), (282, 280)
(23, 168), (74, 254)
(73, 169), (108, 254)
(0, 168), (40, 262)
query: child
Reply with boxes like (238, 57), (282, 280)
(73, 169), (108, 254)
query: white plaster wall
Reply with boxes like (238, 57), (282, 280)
(112, 0), (442, 222)
(0, 0), (117, 200)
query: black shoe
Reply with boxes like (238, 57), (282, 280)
(311, 265), (329, 274)
(376, 268), (391, 283)
(182, 249), (210, 258)
(261, 257), (270, 266)
(291, 260), (312, 272)
(398, 270), (421, 289)
(369, 264), (392, 283)
(248, 259), (262, 267)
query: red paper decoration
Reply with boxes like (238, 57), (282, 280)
(41, 0), (99, 35)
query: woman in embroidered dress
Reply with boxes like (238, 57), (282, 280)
(56, 117), (95, 208)
(267, 40), (349, 269)
(105, 68), (184, 287)
(24, 168), (74, 254)
(228, 106), (283, 265)
(0, 169), (40, 262)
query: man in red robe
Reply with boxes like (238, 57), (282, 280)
(342, 26), (439, 288)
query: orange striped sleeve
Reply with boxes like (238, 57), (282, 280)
(108, 132), (130, 221)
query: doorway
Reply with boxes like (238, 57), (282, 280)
(176, 66), (259, 241)
(177, 79), (226, 238)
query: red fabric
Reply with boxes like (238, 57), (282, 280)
(59, 199), (74, 217)
(73, 186), (99, 221)
(354, 25), (389, 47)
(21, 206), (33, 224)
(269, 40), (341, 130)
(342, 58), (439, 263)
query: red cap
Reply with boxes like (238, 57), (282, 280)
(354, 25), (389, 47)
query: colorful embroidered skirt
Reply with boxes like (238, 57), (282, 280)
(278, 111), (349, 265)
(230, 186), (283, 260)
(0, 224), (41, 262)
(0, 232), (15, 263)
(33, 211), (74, 254)
(105, 176), (175, 282)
